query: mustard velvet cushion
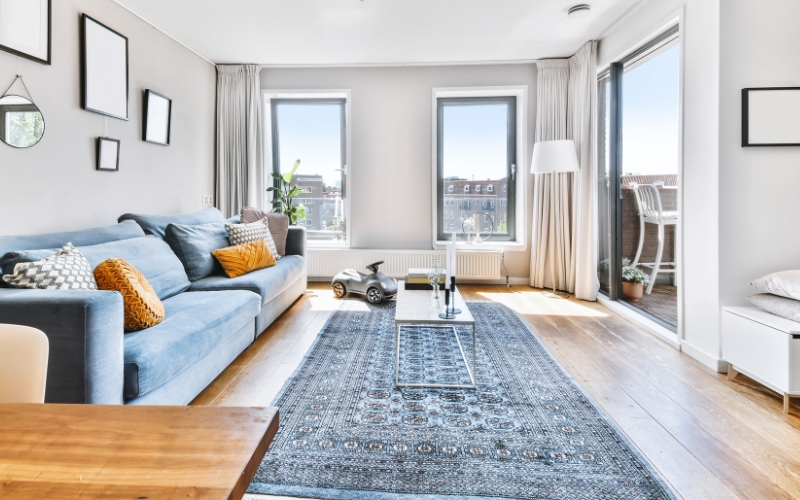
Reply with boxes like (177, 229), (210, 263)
(94, 258), (166, 332)
(212, 239), (276, 278)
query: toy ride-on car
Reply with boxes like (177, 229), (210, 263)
(332, 261), (398, 303)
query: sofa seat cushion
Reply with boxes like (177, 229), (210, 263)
(123, 290), (260, 400)
(1, 236), (190, 300)
(188, 255), (305, 305)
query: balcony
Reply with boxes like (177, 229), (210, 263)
(621, 174), (677, 328)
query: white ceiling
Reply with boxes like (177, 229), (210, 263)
(116, 0), (639, 66)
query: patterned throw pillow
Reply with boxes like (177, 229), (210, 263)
(212, 239), (276, 278)
(226, 218), (281, 260)
(94, 258), (165, 332)
(2, 243), (97, 290)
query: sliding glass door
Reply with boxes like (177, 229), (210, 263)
(597, 27), (681, 330)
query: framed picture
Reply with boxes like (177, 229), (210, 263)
(143, 89), (172, 146)
(96, 137), (120, 171)
(81, 14), (128, 120)
(742, 87), (800, 147)
(0, 0), (51, 65)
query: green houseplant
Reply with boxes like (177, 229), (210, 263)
(621, 258), (649, 301)
(267, 159), (306, 224)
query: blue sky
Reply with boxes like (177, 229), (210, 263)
(442, 104), (509, 181)
(275, 103), (342, 186)
(621, 44), (680, 175)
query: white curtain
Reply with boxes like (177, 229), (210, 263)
(530, 41), (599, 301)
(216, 64), (263, 218)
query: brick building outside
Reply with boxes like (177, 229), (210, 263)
(291, 175), (344, 235)
(442, 176), (509, 235)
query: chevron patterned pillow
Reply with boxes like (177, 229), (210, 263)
(225, 217), (281, 260)
(212, 239), (276, 278)
(2, 243), (97, 290)
(94, 258), (165, 332)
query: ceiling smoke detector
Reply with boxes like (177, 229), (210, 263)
(567, 4), (591, 19)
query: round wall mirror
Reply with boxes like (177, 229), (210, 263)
(0, 94), (45, 148)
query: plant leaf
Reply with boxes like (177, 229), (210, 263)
(281, 159), (301, 183)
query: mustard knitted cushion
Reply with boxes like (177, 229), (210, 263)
(94, 258), (165, 332)
(212, 239), (276, 278)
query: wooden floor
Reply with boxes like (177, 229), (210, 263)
(627, 284), (678, 327)
(192, 283), (800, 500)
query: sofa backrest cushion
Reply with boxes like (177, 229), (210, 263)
(2, 236), (191, 300)
(0, 220), (146, 288)
(117, 207), (225, 239)
(164, 222), (229, 281)
(0, 220), (145, 258)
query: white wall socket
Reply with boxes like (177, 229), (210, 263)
(202, 195), (213, 207)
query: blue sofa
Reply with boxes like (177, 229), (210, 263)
(0, 208), (307, 405)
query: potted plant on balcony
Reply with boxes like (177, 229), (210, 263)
(267, 159), (306, 225)
(622, 258), (649, 302)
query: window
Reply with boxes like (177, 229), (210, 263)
(597, 25), (680, 329)
(270, 98), (346, 242)
(436, 95), (517, 242)
(448, 185), (454, 193)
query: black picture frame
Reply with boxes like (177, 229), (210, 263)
(742, 87), (800, 147)
(96, 137), (120, 171)
(143, 89), (172, 146)
(81, 14), (129, 121)
(0, 0), (51, 65)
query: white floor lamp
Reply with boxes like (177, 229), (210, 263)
(530, 140), (580, 299)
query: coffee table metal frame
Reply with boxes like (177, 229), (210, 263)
(394, 282), (477, 389)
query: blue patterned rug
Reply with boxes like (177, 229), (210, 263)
(249, 300), (676, 499)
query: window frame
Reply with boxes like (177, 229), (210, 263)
(263, 90), (351, 248)
(432, 89), (525, 248)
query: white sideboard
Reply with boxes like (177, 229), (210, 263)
(721, 306), (800, 413)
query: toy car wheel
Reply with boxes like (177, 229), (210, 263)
(332, 282), (346, 298)
(366, 286), (383, 304)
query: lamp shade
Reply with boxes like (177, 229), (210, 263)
(530, 140), (579, 174)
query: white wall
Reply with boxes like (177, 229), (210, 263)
(598, 0), (722, 368)
(261, 64), (537, 279)
(718, 1), (800, 307)
(0, 0), (216, 236)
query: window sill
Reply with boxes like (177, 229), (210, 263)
(433, 240), (527, 252)
(307, 240), (350, 250)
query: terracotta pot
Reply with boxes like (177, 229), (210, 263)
(622, 282), (644, 302)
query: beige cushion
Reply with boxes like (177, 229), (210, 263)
(241, 208), (289, 256)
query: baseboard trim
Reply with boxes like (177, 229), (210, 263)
(679, 340), (728, 373)
(309, 276), (530, 285)
(596, 295), (680, 349)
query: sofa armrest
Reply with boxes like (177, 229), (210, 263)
(0, 289), (124, 404)
(285, 226), (307, 257)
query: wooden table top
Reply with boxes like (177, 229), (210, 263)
(0, 404), (279, 500)
(395, 281), (474, 325)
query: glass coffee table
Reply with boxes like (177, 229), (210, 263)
(394, 281), (477, 389)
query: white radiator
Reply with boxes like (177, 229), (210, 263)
(307, 249), (502, 279)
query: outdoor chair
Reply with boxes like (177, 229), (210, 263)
(631, 183), (677, 295)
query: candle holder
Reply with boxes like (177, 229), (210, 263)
(439, 288), (456, 319)
(449, 276), (461, 315)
